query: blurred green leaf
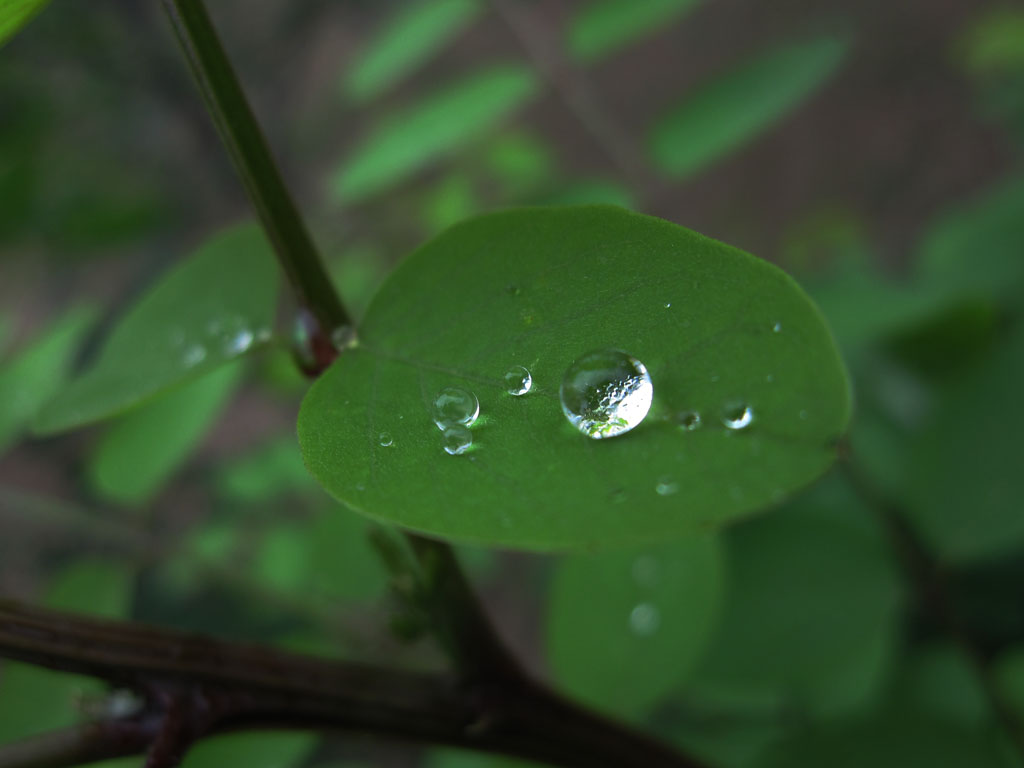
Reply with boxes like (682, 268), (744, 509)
(649, 36), (849, 179)
(180, 733), (316, 768)
(426, 749), (542, 768)
(343, 0), (483, 103)
(535, 179), (633, 208)
(959, 7), (1024, 75)
(902, 643), (990, 727)
(756, 711), (1012, 768)
(34, 222), (277, 435)
(299, 207), (850, 549)
(219, 435), (318, 504)
(482, 132), (554, 197)
(687, 476), (903, 717)
(253, 507), (388, 602)
(547, 535), (723, 718)
(329, 244), (388, 321)
(88, 361), (244, 507)
(0, 558), (134, 743)
(0, 0), (51, 48)
(905, 322), (1024, 564)
(916, 175), (1024, 303)
(420, 172), (479, 235)
(568, 0), (703, 64)
(0, 304), (96, 455)
(993, 646), (1024, 721)
(331, 65), (538, 203)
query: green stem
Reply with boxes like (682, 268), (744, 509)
(161, 0), (349, 334)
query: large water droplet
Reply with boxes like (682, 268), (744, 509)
(629, 603), (661, 636)
(504, 366), (533, 396)
(722, 402), (754, 430)
(676, 410), (701, 431)
(559, 349), (653, 439)
(442, 425), (472, 455)
(379, 431), (393, 447)
(432, 387), (480, 429)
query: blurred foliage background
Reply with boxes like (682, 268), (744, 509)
(1, 0), (1024, 766)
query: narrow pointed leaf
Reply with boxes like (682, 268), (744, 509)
(331, 66), (538, 203)
(569, 0), (703, 64)
(649, 36), (849, 179)
(88, 361), (244, 507)
(0, 0), (51, 48)
(299, 206), (850, 550)
(33, 222), (277, 435)
(343, 0), (483, 102)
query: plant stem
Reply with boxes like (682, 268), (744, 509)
(0, 600), (702, 768)
(161, 0), (349, 334)
(839, 447), (1024, 761)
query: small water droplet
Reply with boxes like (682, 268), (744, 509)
(799, 409), (809, 421)
(225, 328), (254, 355)
(504, 365), (533, 396)
(182, 345), (206, 367)
(432, 387), (480, 429)
(442, 425), (472, 455)
(664, 302), (672, 308)
(765, 374), (774, 383)
(559, 349), (653, 439)
(629, 603), (661, 637)
(632, 556), (660, 588)
(656, 477), (679, 496)
(722, 402), (754, 430)
(379, 431), (393, 447)
(772, 322), (782, 333)
(676, 410), (702, 431)
(331, 325), (357, 351)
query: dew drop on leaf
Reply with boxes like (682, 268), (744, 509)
(224, 328), (254, 355)
(655, 478), (679, 496)
(331, 325), (357, 351)
(379, 431), (393, 447)
(559, 349), (653, 439)
(722, 402), (754, 430)
(442, 425), (473, 455)
(629, 602), (661, 636)
(504, 365), (533, 396)
(182, 345), (206, 367)
(432, 387), (480, 429)
(676, 410), (702, 431)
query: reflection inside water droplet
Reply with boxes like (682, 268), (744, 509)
(504, 365), (533, 396)
(432, 387), (479, 430)
(379, 431), (393, 447)
(722, 403), (754, 430)
(559, 349), (653, 439)
(442, 425), (473, 455)
(629, 603), (661, 636)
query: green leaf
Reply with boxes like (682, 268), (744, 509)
(88, 361), (244, 507)
(546, 535), (723, 718)
(331, 66), (538, 203)
(0, 304), (97, 455)
(649, 36), (849, 179)
(0, 559), (135, 743)
(426, 749), (542, 768)
(902, 643), (990, 727)
(33, 222), (277, 435)
(180, 733), (316, 768)
(756, 712), (1012, 768)
(569, 0), (703, 64)
(218, 436), (319, 503)
(904, 322), (1024, 564)
(299, 206), (850, 550)
(0, 0), (51, 48)
(535, 179), (634, 209)
(343, 0), (483, 103)
(686, 475), (903, 716)
(993, 647), (1024, 721)
(916, 175), (1024, 303)
(958, 7), (1024, 75)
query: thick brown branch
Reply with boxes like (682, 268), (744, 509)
(0, 601), (705, 768)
